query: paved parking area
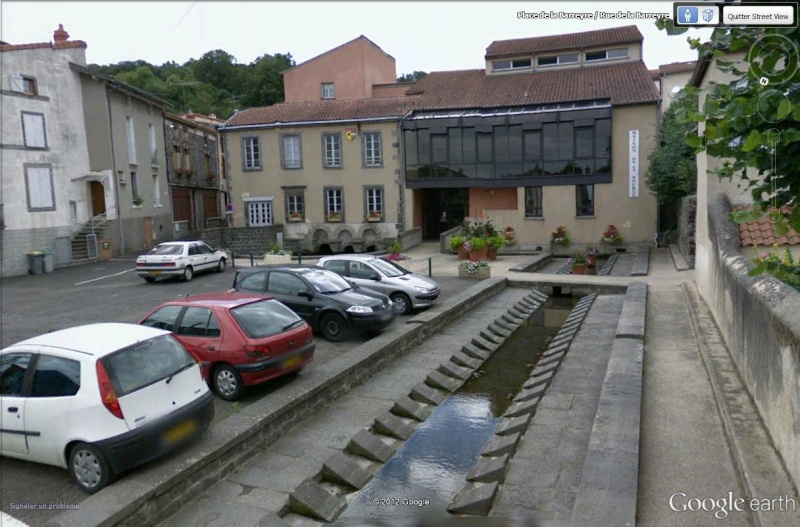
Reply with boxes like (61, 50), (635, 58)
(0, 257), (472, 526)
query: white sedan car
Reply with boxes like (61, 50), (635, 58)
(136, 241), (227, 282)
(0, 323), (214, 494)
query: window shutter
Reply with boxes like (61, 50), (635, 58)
(23, 114), (46, 148)
(27, 167), (53, 208)
(9, 75), (24, 93)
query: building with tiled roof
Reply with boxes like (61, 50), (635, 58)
(735, 206), (800, 260)
(223, 26), (660, 251)
(651, 60), (697, 111)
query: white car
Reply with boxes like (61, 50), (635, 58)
(0, 323), (214, 494)
(136, 241), (227, 282)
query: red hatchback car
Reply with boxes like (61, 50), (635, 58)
(139, 293), (315, 401)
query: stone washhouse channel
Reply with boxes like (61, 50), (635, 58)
(258, 290), (608, 526)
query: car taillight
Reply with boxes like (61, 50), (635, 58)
(136, 262), (146, 267)
(244, 344), (271, 358)
(96, 361), (124, 420)
(164, 262), (176, 267)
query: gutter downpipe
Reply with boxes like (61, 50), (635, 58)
(105, 83), (125, 256)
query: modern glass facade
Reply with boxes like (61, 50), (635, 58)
(403, 102), (613, 188)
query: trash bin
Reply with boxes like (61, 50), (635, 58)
(41, 248), (54, 273)
(27, 251), (44, 275)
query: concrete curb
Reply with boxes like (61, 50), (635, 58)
(669, 244), (692, 271)
(630, 250), (650, 276)
(47, 278), (507, 527)
(508, 252), (552, 272)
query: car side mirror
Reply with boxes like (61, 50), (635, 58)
(298, 291), (313, 300)
(370, 275), (381, 281)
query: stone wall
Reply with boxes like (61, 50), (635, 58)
(678, 195), (696, 268)
(398, 228), (422, 251)
(703, 193), (800, 488)
(0, 225), (74, 277)
(177, 226), (282, 256)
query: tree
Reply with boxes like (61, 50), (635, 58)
(645, 89), (699, 204)
(656, 17), (800, 234)
(397, 71), (427, 83)
(241, 52), (294, 108)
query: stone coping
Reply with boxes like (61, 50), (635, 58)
(508, 252), (552, 273)
(46, 278), (507, 527)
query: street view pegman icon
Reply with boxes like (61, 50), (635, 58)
(678, 6), (698, 24)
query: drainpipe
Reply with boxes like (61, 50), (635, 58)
(397, 119), (406, 235)
(105, 83), (125, 256)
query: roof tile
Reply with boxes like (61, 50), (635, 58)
(486, 26), (642, 58)
(734, 206), (800, 247)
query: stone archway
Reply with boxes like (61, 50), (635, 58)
(312, 229), (329, 253)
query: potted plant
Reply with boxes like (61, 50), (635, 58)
(383, 242), (411, 270)
(328, 211), (342, 222)
(551, 226), (570, 246)
(288, 211), (303, 222)
(487, 235), (505, 261)
(468, 236), (488, 261)
(263, 243), (292, 265)
(602, 224), (623, 244)
(504, 226), (516, 246)
(570, 250), (587, 275)
(587, 247), (599, 267)
(459, 259), (491, 280)
(367, 211), (382, 222)
(450, 235), (468, 260)
(132, 195), (144, 206)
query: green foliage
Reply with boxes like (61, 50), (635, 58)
(450, 235), (465, 251)
(469, 237), (487, 251)
(90, 50), (295, 119)
(268, 243), (284, 255)
(397, 71), (427, 83)
(645, 90), (699, 203)
(750, 246), (800, 290)
(488, 235), (505, 249)
(656, 21), (800, 233)
(389, 242), (403, 254)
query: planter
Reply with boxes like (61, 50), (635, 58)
(328, 217), (342, 223)
(263, 254), (292, 265)
(288, 216), (303, 222)
(586, 266), (597, 275)
(459, 267), (491, 280)
(487, 247), (498, 261)
(572, 264), (586, 275)
(603, 237), (619, 244)
(468, 247), (488, 261)
(457, 245), (469, 260)
(367, 216), (382, 222)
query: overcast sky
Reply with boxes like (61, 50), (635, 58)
(2, 1), (713, 73)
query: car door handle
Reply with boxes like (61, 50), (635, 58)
(7, 407), (18, 413)
(206, 346), (216, 351)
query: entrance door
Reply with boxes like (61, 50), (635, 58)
(144, 218), (153, 249)
(90, 181), (106, 216)
(421, 189), (468, 239)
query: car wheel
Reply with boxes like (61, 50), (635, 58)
(320, 313), (348, 342)
(390, 292), (413, 315)
(69, 442), (114, 494)
(183, 266), (194, 282)
(213, 363), (245, 401)
(143, 277), (156, 283)
(216, 258), (226, 273)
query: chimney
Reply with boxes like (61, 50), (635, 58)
(209, 113), (217, 119)
(53, 24), (69, 43)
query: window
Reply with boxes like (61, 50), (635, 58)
(25, 165), (55, 211)
(231, 300), (303, 339)
(235, 272), (267, 292)
(321, 83), (335, 99)
(30, 355), (80, 398)
(9, 75), (37, 96)
(176, 307), (215, 337)
(323, 133), (341, 168)
(247, 200), (273, 226)
(576, 128), (594, 158)
(22, 112), (47, 148)
(188, 244), (200, 256)
(126, 116), (136, 163)
(492, 58), (532, 71)
(363, 132), (382, 167)
(322, 260), (347, 275)
(576, 185), (594, 217)
(585, 48), (628, 62)
(286, 193), (304, 219)
(365, 187), (383, 218)
(524, 187), (544, 218)
(326, 188), (343, 220)
(267, 272), (307, 295)
(282, 135), (302, 169)
(0, 353), (31, 396)
(350, 261), (380, 280)
(538, 53), (579, 66)
(524, 131), (541, 160)
(198, 243), (214, 254)
(149, 124), (158, 165)
(141, 305), (183, 331)
(131, 171), (140, 205)
(431, 135), (448, 164)
(243, 137), (261, 170)
(477, 133), (493, 163)
(153, 174), (161, 206)
(102, 335), (195, 397)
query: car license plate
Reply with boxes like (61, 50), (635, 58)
(163, 418), (197, 445)
(149, 270), (162, 276)
(283, 356), (303, 369)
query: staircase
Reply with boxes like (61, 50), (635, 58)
(71, 216), (109, 262)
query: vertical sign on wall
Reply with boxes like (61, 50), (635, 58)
(629, 130), (640, 198)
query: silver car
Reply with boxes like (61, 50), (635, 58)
(317, 255), (440, 315)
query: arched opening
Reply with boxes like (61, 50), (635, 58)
(343, 245), (355, 254)
(365, 245), (377, 253)
(318, 244), (334, 255)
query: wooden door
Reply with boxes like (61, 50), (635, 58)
(90, 181), (106, 216)
(144, 218), (153, 249)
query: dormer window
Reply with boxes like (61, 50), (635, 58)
(585, 48), (628, 62)
(537, 53), (579, 66)
(492, 58), (532, 72)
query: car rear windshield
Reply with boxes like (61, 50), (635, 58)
(102, 334), (196, 396)
(149, 245), (183, 256)
(230, 299), (304, 339)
